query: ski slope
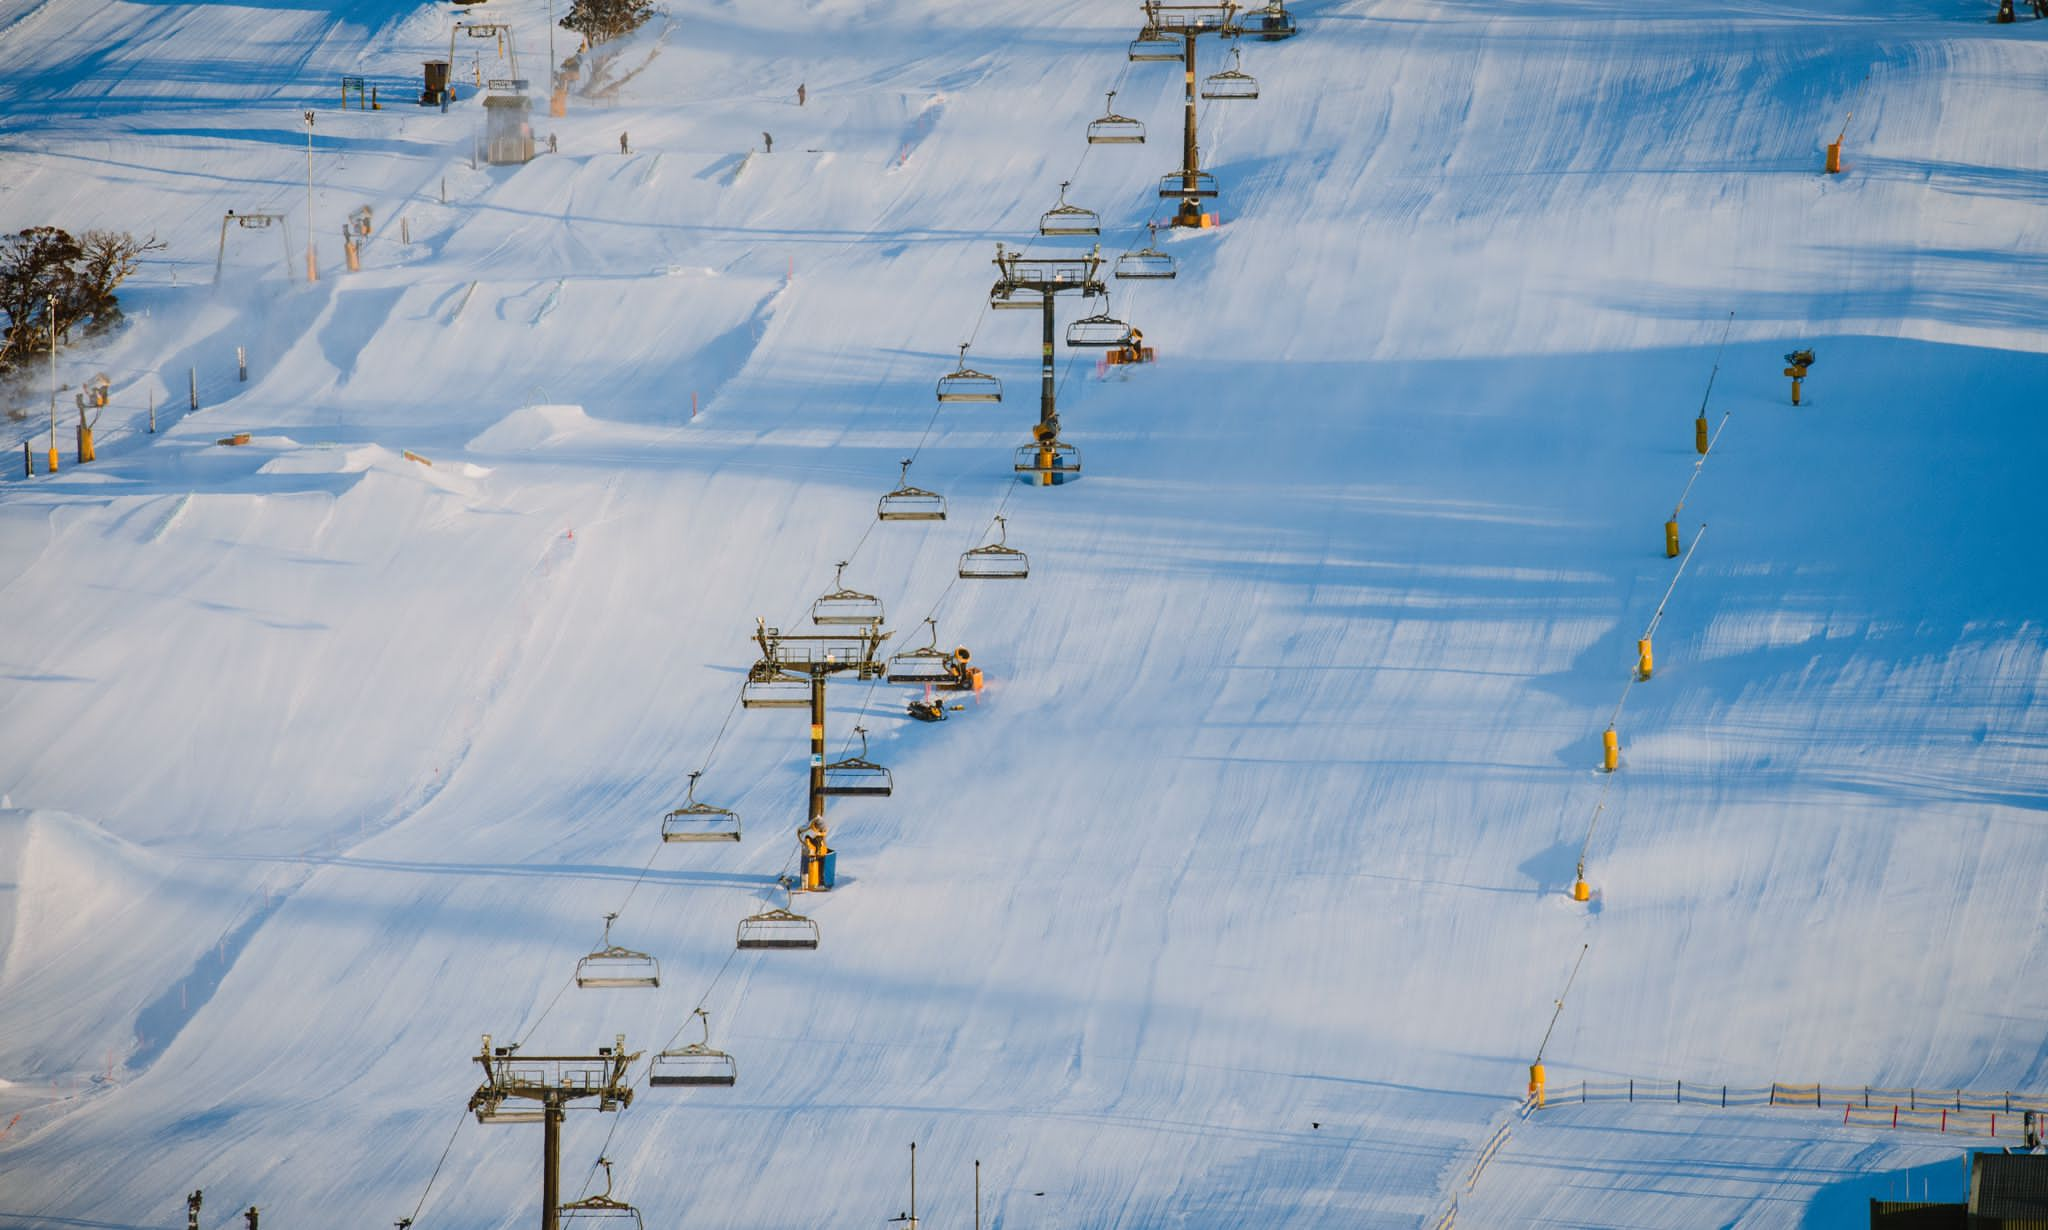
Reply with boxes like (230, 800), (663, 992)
(1, 0), (2046, 1226)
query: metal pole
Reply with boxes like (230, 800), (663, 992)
(47, 294), (57, 467)
(975, 1160), (981, 1230)
(1039, 291), (1056, 431)
(541, 1097), (563, 1230)
(909, 1142), (917, 1228)
(1181, 33), (1200, 215)
(303, 112), (318, 281)
(1534, 943), (1589, 1064)
(809, 672), (827, 830)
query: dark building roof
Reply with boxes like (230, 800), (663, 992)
(1971, 1152), (2048, 1222)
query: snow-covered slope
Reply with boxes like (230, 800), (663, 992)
(1, 0), (2044, 1226)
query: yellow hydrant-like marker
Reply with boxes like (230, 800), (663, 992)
(1664, 517), (1681, 558)
(1636, 637), (1653, 681)
(1783, 348), (1814, 405)
(1694, 414), (1709, 455)
(1529, 1061), (1547, 1108)
(1602, 726), (1620, 772)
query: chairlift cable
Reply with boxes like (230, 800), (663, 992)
(1695, 311), (1735, 418)
(396, 1106), (470, 1230)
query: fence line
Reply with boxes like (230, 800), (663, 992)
(1430, 1095), (1537, 1230)
(1541, 1075), (2048, 1139)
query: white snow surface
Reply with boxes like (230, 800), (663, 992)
(1, 0), (2046, 1226)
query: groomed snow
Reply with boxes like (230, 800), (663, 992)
(0, 0), (2044, 1226)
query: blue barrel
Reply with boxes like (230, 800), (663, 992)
(819, 850), (838, 889)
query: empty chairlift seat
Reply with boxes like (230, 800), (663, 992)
(741, 661), (812, 708)
(1246, 2), (1299, 39)
(649, 1009), (737, 1088)
(821, 727), (893, 797)
(1115, 225), (1177, 280)
(736, 905), (820, 950)
(877, 459), (947, 522)
(575, 914), (660, 989)
(811, 562), (885, 627)
(1039, 181), (1101, 237)
(558, 1160), (642, 1230)
(661, 771), (741, 842)
(1087, 91), (1146, 144)
(888, 619), (961, 683)
(1201, 48), (1259, 100)
(936, 343), (1002, 402)
(1066, 300), (1136, 348)
(1128, 28), (1180, 60)
(1158, 169), (1219, 199)
(958, 516), (1031, 579)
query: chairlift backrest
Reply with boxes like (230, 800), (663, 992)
(937, 343), (1002, 402)
(958, 517), (1032, 579)
(811, 562), (885, 627)
(1087, 91), (1146, 144)
(662, 772), (741, 842)
(736, 906), (820, 950)
(1066, 299), (1136, 348)
(1039, 181), (1102, 238)
(878, 459), (947, 522)
(1115, 227), (1177, 280)
(1201, 48), (1259, 100)
(650, 1010), (738, 1087)
(575, 914), (660, 988)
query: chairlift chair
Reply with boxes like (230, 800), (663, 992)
(877, 459), (947, 522)
(558, 1159), (643, 1230)
(1115, 224), (1178, 280)
(1067, 298), (1136, 349)
(1246, 1), (1299, 39)
(1158, 170), (1220, 199)
(811, 562), (885, 626)
(888, 618), (960, 684)
(575, 914), (660, 989)
(742, 662), (812, 709)
(1014, 440), (1082, 482)
(1129, 28), (1181, 61)
(958, 516), (1031, 580)
(1039, 181), (1101, 237)
(1087, 91), (1146, 144)
(936, 343), (1002, 403)
(989, 284), (1047, 311)
(662, 771), (741, 843)
(735, 900), (820, 950)
(1201, 48), (1259, 100)
(649, 1009), (737, 1088)
(820, 727), (893, 797)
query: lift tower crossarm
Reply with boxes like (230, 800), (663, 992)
(467, 1035), (638, 1230)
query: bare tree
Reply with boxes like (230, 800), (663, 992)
(560, 0), (655, 46)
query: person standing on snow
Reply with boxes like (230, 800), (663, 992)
(619, 132), (629, 155)
(797, 83), (806, 106)
(763, 132), (773, 153)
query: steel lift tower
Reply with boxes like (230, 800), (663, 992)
(988, 244), (1107, 484)
(743, 612), (892, 892)
(1130, 3), (1253, 229)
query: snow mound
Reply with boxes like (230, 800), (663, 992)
(465, 403), (597, 452)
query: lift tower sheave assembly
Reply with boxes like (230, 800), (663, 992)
(467, 1034), (637, 1230)
(990, 244), (1105, 484)
(1132, 2), (1254, 229)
